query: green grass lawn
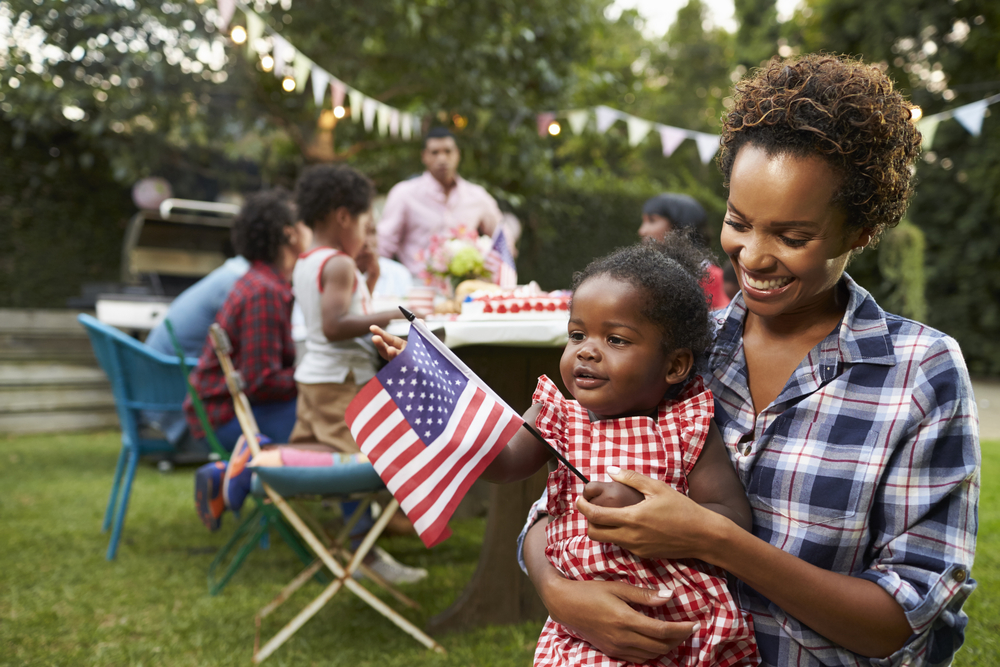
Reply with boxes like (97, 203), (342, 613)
(1, 431), (996, 666)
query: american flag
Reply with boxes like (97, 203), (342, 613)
(345, 318), (524, 547)
(484, 227), (518, 289)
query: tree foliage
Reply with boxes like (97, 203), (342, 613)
(789, 0), (1000, 375)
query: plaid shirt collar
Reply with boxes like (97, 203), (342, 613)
(711, 274), (895, 387)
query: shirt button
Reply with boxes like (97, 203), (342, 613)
(743, 445), (751, 455)
(953, 568), (967, 583)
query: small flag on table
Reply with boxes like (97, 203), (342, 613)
(345, 317), (524, 547)
(485, 227), (517, 289)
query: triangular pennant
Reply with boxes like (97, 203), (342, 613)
(537, 112), (556, 137)
(216, 0), (236, 31)
(310, 66), (329, 107)
(953, 99), (989, 137)
(293, 52), (311, 93)
(401, 113), (412, 141)
(694, 132), (720, 165)
(917, 116), (941, 150)
(377, 103), (391, 136)
(245, 11), (264, 56)
(271, 35), (294, 76)
(389, 108), (400, 138)
(595, 106), (620, 134)
(331, 79), (346, 108)
(348, 89), (364, 123)
(567, 109), (589, 135)
(658, 126), (687, 157)
(362, 97), (377, 131)
(626, 116), (652, 146)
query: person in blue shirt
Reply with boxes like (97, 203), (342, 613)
(145, 255), (250, 361)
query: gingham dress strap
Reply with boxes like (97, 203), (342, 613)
(660, 375), (714, 477)
(531, 375), (570, 447)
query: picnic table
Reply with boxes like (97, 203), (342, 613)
(386, 316), (569, 633)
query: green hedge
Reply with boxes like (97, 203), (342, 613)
(0, 120), (131, 308)
(515, 168), (727, 291)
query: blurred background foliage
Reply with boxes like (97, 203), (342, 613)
(0, 0), (997, 374)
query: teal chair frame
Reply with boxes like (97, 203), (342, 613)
(77, 313), (199, 560)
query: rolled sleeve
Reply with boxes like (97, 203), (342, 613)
(860, 337), (979, 665)
(516, 487), (549, 576)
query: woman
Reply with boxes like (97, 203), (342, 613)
(519, 55), (979, 666)
(183, 188), (311, 451)
(639, 193), (730, 309)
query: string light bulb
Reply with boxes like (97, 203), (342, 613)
(547, 121), (561, 136)
(333, 105), (346, 119)
(452, 113), (468, 129)
(318, 109), (336, 130)
(911, 106), (923, 122)
(230, 25), (247, 44)
(260, 54), (274, 72)
(281, 76), (296, 92)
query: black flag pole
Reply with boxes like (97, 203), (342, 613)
(399, 306), (589, 484)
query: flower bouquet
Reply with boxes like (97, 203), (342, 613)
(419, 224), (494, 294)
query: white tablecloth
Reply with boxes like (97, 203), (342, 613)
(385, 317), (568, 349)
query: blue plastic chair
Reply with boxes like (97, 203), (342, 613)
(77, 313), (200, 560)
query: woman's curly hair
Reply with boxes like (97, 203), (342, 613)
(572, 232), (716, 376)
(718, 54), (921, 244)
(230, 187), (295, 264)
(295, 164), (374, 228)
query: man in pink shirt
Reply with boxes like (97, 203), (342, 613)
(377, 127), (503, 276)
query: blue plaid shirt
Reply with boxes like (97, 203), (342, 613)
(518, 276), (979, 667)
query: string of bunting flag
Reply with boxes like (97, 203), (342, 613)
(213, 0), (726, 159)
(916, 92), (1000, 149)
(215, 2), (996, 162)
(537, 106), (722, 165)
(216, 0), (423, 140)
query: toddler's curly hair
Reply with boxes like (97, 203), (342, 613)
(295, 164), (374, 228)
(230, 187), (294, 265)
(572, 233), (716, 374)
(718, 54), (921, 244)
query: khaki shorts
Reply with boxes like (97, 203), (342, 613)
(289, 376), (362, 453)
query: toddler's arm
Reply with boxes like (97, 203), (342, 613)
(685, 422), (751, 531)
(481, 404), (553, 484)
(320, 255), (397, 341)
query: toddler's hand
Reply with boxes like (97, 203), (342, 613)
(370, 324), (407, 361)
(583, 480), (644, 508)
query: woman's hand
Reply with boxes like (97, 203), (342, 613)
(544, 576), (698, 663)
(578, 467), (721, 561)
(369, 325), (406, 361)
(524, 520), (696, 663)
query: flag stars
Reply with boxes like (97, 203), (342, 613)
(396, 391), (403, 399)
(408, 392), (415, 398)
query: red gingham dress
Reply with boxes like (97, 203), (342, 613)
(532, 375), (758, 667)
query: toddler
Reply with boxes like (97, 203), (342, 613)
(376, 237), (758, 666)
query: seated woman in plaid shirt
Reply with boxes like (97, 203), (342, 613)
(519, 55), (979, 666)
(183, 189), (311, 451)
